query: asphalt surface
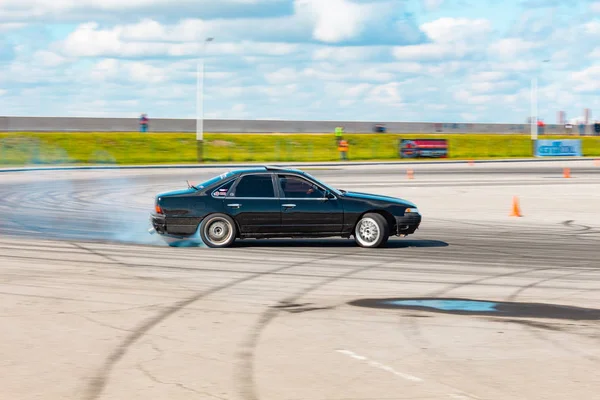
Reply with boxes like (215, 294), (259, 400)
(1, 161), (600, 400)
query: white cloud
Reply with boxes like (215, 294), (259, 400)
(265, 67), (298, 84)
(425, 61), (472, 76)
(453, 89), (493, 105)
(101, 16), (309, 44)
(460, 112), (477, 121)
(469, 81), (518, 93)
(488, 38), (540, 59)
(1, 59), (78, 85)
(590, 47), (600, 58)
(57, 22), (300, 58)
(60, 22), (136, 57)
(207, 103), (252, 119)
(0, 0), (163, 13)
(0, 89), (6, 96)
(89, 59), (120, 81)
(2, 0), (599, 124)
(421, 17), (492, 43)
(302, 66), (350, 81)
(358, 68), (395, 82)
(367, 82), (403, 106)
(423, 0), (445, 11)
(121, 19), (169, 41)
(570, 65), (600, 92)
(312, 46), (385, 62)
(493, 60), (539, 72)
(345, 83), (372, 98)
(384, 62), (424, 74)
(0, 0), (285, 21)
(89, 59), (168, 83)
(470, 71), (508, 82)
(426, 103), (447, 110)
(296, 0), (365, 43)
(392, 43), (472, 61)
(391, 17), (491, 61)
(33, 51), (68, 67)
(591, 2), (600, 12)
(36, 0), (411, 48)
(584, 21), (600, 34)
(0, 23), (25, 32)
(128, 62), (169, 83)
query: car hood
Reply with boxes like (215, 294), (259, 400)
(342, 190), (417, 208)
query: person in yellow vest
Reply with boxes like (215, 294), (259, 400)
(338, 138), (349, 160)
(335, 126), (344, 145)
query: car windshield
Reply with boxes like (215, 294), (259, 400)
(196, 172), (234, 189)
(302, 172), (343, 195)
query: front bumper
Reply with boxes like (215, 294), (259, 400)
(395, 213), (422, 235)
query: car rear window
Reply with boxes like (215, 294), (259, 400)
(197, 172), (234, 189)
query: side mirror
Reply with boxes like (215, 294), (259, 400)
(325, 190), (336, 200)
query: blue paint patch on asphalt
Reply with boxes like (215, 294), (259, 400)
(381, 299), (498, 312)
(349, 297), (600, 320)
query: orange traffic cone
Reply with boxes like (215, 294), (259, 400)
(407, 169), (414, 179)
(563, 167), (571, 178)
(510, 196), (522, 217)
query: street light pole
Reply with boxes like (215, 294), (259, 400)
(530, 59), (549, 142)
(531, 76), (537, 141)
(196, 37), (214, 162)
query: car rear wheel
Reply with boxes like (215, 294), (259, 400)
(199, 213), (237, 248)
(354, 213), (389, 248)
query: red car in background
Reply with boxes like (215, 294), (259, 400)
(400, 139), (448, 158)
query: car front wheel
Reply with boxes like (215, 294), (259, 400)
(199, 213), (237, 248)
(354, 213), (389, 248)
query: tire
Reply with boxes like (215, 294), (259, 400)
(354, 213), (389, 248)
(199, 213), (237, 248)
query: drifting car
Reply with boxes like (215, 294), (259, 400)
(149, 166), (422, 248)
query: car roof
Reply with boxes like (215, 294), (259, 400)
(227, 166), (306, 175)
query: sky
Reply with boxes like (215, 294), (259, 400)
(0, 0), (599, 123)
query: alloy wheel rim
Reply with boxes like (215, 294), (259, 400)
(206, 219), (232, 245)
(357, 218), (379, 244)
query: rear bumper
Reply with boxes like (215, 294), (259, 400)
(150, 213), (167, 234)
(395, 213), (422, 235)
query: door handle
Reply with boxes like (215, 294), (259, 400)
(282, 204), (296, 208)
(227, 204), (241, 209)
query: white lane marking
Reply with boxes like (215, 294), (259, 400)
(336, 349), (423, 382)
(449, 394), (481, 399)
(337, 349), (482, 399)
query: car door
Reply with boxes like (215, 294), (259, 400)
(223, 173), (281, 235)
(277, 174), (344, 234)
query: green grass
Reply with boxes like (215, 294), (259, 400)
(1, 132), (599, 166)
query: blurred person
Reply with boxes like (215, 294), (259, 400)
(335, 126), (344, 144)
(338, 138), (349, 161)
(139, 113), (149, 132)
(537, 119), (545, 135)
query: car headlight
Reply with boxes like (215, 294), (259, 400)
(405, 208), (419, 214)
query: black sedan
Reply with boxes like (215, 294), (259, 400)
(149, 166), (422, 248)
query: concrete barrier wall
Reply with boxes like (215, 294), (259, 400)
(0, 116), (579, 135)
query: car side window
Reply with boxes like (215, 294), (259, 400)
(278, 175), (325, 199)
(212, 179), (235, 198)
(231, 174), (275, 198)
